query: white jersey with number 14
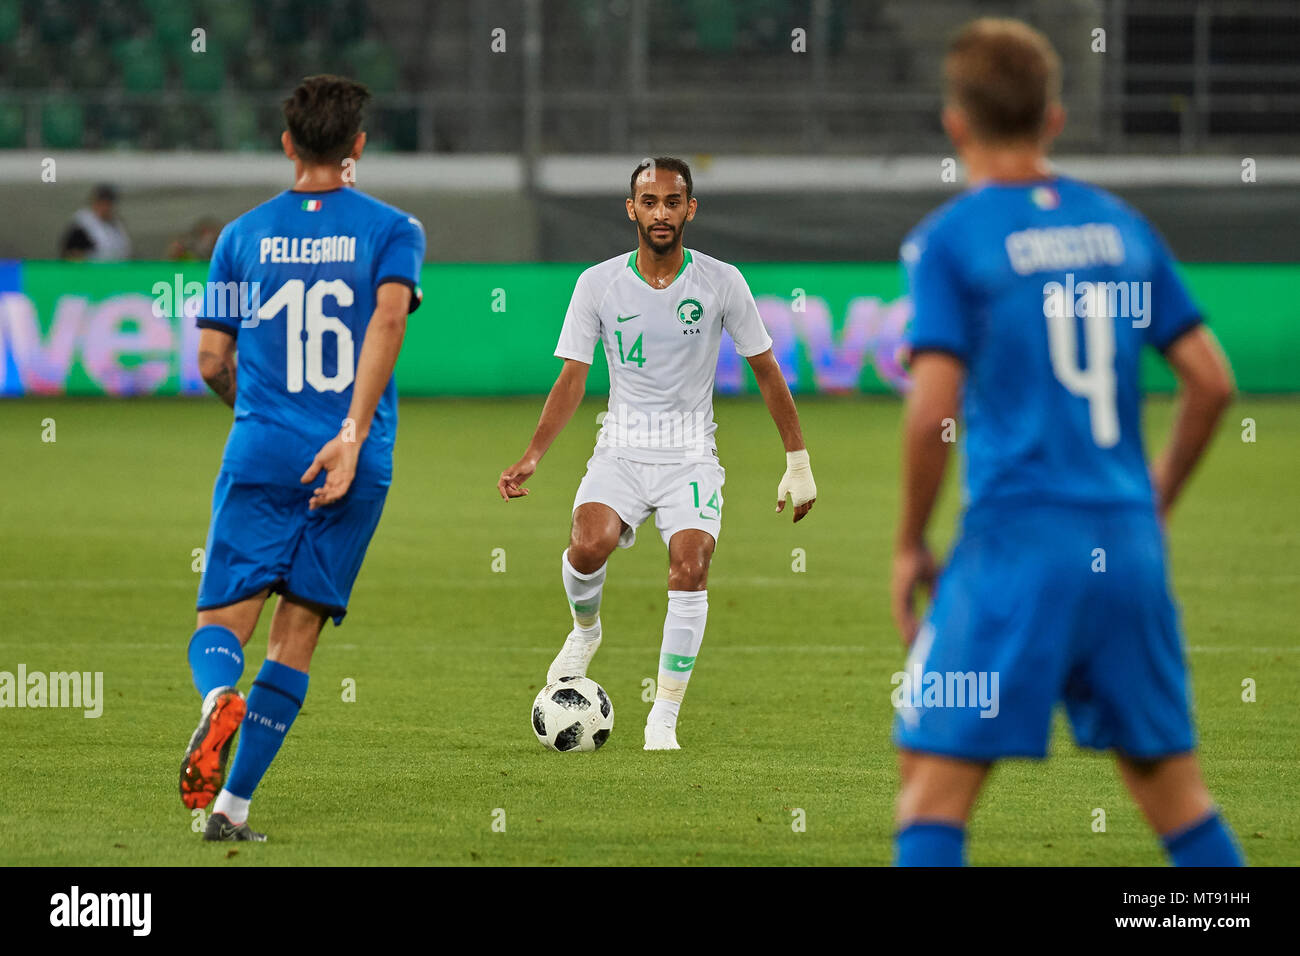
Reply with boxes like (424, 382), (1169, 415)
(554, 249), (773, 463)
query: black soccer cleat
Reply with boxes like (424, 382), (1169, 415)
(203, 811), (267, 842)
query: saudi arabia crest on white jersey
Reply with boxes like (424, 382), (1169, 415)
(554, 249), (773, 463)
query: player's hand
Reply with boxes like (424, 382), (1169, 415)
(891, 542), (938, 645)
(775, 449), (816, 522)
(498, 456), (538, 500)
(300, 433), (361, 510)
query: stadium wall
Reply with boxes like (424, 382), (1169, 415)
(0, 261), (1294, 397)
(3, 154), (1299, 263)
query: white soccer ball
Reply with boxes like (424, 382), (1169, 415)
(531, 676), (614, 752)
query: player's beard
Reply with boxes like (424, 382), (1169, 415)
(639, 218), (680, 255)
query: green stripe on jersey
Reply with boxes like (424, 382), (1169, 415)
(627, 249), (693, 287)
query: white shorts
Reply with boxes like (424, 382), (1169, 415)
(572, 454), (726, 549)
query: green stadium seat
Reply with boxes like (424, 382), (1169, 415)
(206, 0), (254, 49)
(180, 44), (227, 92)
(0, 0), (20, 46)
(0, 101), (26, 148)
(118, 35), (169, 92)
(150, 0), (196, 48)
(41, 97), (85, 149)
(344, 37), (398, 93)
(690, 0), (737, 54)
(37, 0), (78, 47)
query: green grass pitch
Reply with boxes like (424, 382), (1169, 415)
(0, 395), (1295, 866)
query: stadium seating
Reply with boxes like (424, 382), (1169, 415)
(40, 95), (84, 149)
(0, 0), (19, 46)
(0, 100), (23, 148)
(0, 0), (1294, 154)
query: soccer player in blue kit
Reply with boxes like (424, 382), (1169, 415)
(178, 76), (424, 841)
(890, 20), (1244, 866)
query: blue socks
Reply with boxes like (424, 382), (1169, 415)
(224, 660), (310, 800)
(1162, 811), (1245, 867)
(895, 820), (966, 866)
(187, 625), (244, 699)
(893, 812), (1244, 866)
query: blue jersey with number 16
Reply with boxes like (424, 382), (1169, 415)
(197, 187), (424, 496)
(901, 175), (1203, 517)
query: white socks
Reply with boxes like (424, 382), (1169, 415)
(562, 548), (606, 635)
(649, 590), (708, 728)
(212, 789), (250, 824)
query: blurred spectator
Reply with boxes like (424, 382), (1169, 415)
(166, 217), (223, 261)
(60, 184), (132, 261)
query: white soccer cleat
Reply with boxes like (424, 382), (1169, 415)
(546, 626), (602, 684)
(643, 719), (681, 751)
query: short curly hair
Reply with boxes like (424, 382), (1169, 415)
(283, 75), (372, 166)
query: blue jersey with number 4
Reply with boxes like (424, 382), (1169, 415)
(901, 176), (1202, 515)
(197, 187), (424, 495)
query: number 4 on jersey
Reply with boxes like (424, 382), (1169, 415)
(614, 329), (646, 368)
(1045, 306), (1119, 448)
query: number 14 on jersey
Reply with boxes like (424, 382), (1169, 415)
(614, 329), (645, 368)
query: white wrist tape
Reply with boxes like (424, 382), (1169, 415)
(778, 449), (817, 507)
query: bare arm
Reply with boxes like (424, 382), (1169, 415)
(198, 327), (237, 408)
(300, 282), (411, 509)
(747, 348), (816, 521)
(498, 358), (591, 499)
(1151, 326), (1235, 518)
(344, 282), (411, 444)
(891, 351), (964, 643)
(747, 349), (806, 452)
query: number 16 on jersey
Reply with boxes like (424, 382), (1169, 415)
(256, 278), (357, 393)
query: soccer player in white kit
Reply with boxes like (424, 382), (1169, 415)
(498, 157), (818, 750)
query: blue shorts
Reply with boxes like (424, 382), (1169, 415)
(196, 471), (387, 626)
(893, 502), (1195, 762)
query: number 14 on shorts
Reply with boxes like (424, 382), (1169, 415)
(690, 481), (721, 520)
